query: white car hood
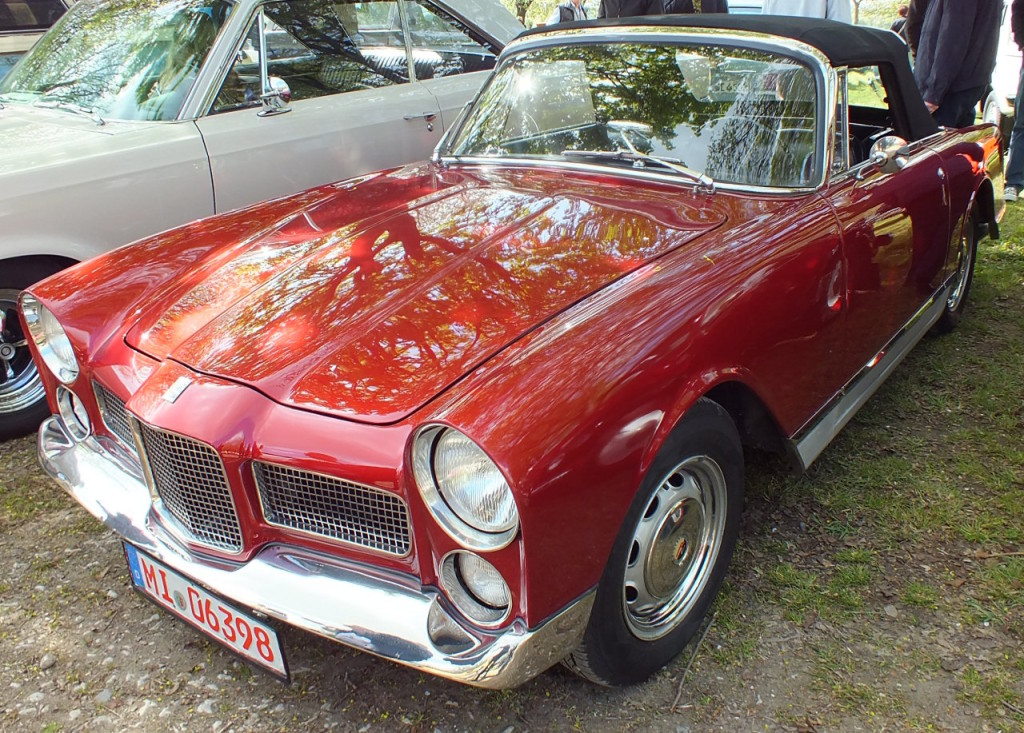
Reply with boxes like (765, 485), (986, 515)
(0, 104), (132, 176)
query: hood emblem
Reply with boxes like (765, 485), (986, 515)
(163, 376), (192, 404)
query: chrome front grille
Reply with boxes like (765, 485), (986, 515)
(93, 382), (136, 452)
(253, 462), (410, 556)
(137, 423), (242, 553)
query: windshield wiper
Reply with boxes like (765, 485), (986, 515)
(33, 99), (105, 126)
(562, 148), (714, 193)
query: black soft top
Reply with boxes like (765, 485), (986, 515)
(519, 15), (939, 141)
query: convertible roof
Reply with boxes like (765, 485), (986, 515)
(519, 16), (939, 140)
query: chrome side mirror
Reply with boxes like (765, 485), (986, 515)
(259, 76), (292, 117)
(866, 135), (910, 175)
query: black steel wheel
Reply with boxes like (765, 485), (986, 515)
(564, 398), (743, 686)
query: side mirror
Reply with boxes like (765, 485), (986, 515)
(258, 76), (291, 117)
(865, 135), (910, 175)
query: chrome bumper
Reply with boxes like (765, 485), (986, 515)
(39, 415), (593, 689)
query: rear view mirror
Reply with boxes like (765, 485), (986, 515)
(259, 76), (291, 117)
(866, 135), (909, 175)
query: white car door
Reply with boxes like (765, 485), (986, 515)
(194, 0), (445, 214)
(399, 0), (502, 130)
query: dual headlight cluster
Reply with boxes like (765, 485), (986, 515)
(413, 425), (519, 625)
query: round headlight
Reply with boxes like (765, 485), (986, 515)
(413, 426), (519, 550)
(439, 551), (511, 626)
(57, 386), (91, 442)
(457, 552), (511, 609)
(19, 294), (79, 384)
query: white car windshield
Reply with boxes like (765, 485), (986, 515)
(445, 42), (821, 188)
(0, 0), (233, 121)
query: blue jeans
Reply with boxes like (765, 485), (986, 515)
(1006, 60), (1024, 188)
(933, 85), (987, 129)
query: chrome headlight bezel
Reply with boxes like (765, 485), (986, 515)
(19, 293), (79, 384)
(412, 425), (519, 551)
(56, 386), (91, 442)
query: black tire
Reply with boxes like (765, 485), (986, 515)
(933, 210), (978, 334)
(0, 259), (67, 441)
(563, 398), (743, 686)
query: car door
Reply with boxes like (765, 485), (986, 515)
(825, 67), (950, 373)
(399, 0), (500, 130)
(194, 0), (444, 214)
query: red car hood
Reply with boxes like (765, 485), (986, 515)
(126, 167), (726, 424)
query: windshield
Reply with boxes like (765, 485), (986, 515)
(0, 0), (233, 121)
(446, 42), (821, 189)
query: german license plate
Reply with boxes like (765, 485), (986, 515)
(123, 544), (287, 678)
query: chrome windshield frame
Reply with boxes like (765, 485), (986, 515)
(435, 26), (833, 194)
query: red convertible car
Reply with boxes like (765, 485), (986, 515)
(21, 16), (1003, 688)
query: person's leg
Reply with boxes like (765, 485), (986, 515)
(932, 86), (986, 128)
(1004, 61), (1024, 197)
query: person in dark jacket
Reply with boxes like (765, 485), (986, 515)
(597, 0), (662, 18)
(1004, 0), (1024, 201)
(891, 5), (908, 35)
(664, 0), (729, 12)
(904, 0), (930, 54)
(913, 0), (1002, 127)
(545, 0), (587, 24)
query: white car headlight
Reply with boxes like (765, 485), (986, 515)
(19, 294), (79, 384)
(413, 426), (519, 550)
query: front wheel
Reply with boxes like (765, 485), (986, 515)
(563, 398), (743, 686)
(933, 211), (978, 334)
(0, 261), (64, 441)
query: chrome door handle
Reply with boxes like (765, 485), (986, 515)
(403, 112), (437, 121)
(404, 111), (436, 132)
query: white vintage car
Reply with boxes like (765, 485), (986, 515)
(0, 0), (522, 439)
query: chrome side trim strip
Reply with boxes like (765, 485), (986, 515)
(792, 281), (953, 470)
(37, 418), (594, 688)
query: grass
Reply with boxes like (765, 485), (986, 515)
(714, 205), (1024, 727)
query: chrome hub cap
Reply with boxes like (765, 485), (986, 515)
(623, 455), (727, 641)
(946, 224), (973, 311)
(0, 289), (44, 415)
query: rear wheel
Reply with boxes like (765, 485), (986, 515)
(0, 260), (66, 440)
(563, 398), (743, 686)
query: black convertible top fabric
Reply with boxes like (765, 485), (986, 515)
(519, 16), (940, 140)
